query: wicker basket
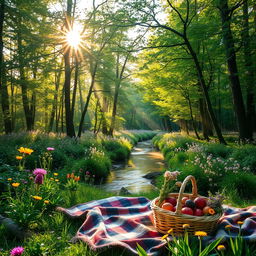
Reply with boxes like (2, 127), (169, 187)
(151, 175), (222, 235)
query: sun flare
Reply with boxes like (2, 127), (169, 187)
(66, 28), (81, 49)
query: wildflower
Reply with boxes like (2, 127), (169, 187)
(183, 224), (190, 229)
(16, 156), (23, 160)
(67, 173), (71, 179)
(85, 171), (90, 176)
(53, 173), (58, 176)
(47, 147), (55, 151)
(167, 228), (173, 234)
(50, 178), (54, 181)
(44, 200), (50, 204)
(195, 231), (207, 237)
(10, 246), (24, 256)
(71, 173), (75, 179)
(237, 221), (243, 226)
(55, 179), (59, 182)
(217, 245), (226, 251)
(164, 171), (180, 180)
(208, 208), (215, 215)
(7, 178), (12, 181)
(11, 183), (20, 188)
(74, 176), (80, 181)
(33, 168), (47, 176)
(161, 234), (168, 240)
(34, 174), (44, 185)
(32, 196), (42, 200)
(18, 147), (33, 155)
(225, 225), (232, 230)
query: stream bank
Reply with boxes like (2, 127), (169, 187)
(99, 140), (165, 193)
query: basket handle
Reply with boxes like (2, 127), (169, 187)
(175, 175), (198, 215)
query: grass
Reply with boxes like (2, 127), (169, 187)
(1, 131), (256, 255)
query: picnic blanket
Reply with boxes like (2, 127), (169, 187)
(57, 197), (256, 255)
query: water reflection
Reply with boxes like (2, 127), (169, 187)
(99, 140), (165, 193)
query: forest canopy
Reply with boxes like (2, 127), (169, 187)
(0, 0), (255, 143)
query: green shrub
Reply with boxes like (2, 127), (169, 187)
(203, 143), (232, 158)
(221, 172), (256, 200)
(231, 145), (256, 173)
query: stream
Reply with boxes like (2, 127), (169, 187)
(99, 140), (165, 193)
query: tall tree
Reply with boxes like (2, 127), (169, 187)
(217, 0), (251, 141)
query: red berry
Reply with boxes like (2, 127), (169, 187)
(162, 203), (174, 211)
(181, 207), (194, 215)
(194, 197), (207, 209)
(194, 208), (204, 216)
(165, 197), (177, 206)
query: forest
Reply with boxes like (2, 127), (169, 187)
(1, 0), (256, 256)
(0, 0), (255, 142)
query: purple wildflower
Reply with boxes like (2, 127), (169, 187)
(10, 246), (24, 256)
(33, 168), (47, 176)
(86, 171), (90, 176)
(34, 174), (44, 185)
(47, 147), (55, 151)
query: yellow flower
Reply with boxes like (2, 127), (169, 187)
(161, 234), (169, 240)
(237, 221), (243, 226)
(167, 228), (173, 234)
(53, 173), (58, 176)
(50, 178), (54, 181)
(18, 147), (33, 155)
(44, 200), (50, 204)
(11, 183), (20, 188)
(16, 156), (23, 160)
(32, 196), (42, 200)
(55, 179), (59, 182)
(24, 148), (33, 155)
(7, 178), (12, 181)
(183, 224), (190, 229)
(225, 225), (232, 230)
(217, 245), (226, 251)
(18, 147), (25, 153)
(194, 231), (207, 237)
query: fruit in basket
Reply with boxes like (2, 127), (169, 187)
(194, 208), (204, 216)
(203, 206), (211, 215)
(162, 202), (174, 211)
(181, 207), (193, 215)
(181, 196), (189, 204)
(165, 197), (177, 206)
(185, 199), (196, 209)
(194, 197), (207, 209)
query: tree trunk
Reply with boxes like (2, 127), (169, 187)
(218, 0), (251, 141)
(71, 57), (79, 120)
(0, 0), (12, 134)
(242, 0), (255, 138)
(63, 0), (76, 137)
(77, 63), (98, 137)
(187, 95), (200, 140)
(184, 37), (226, 144)
(49, 61), (62, 132)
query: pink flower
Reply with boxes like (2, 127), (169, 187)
(10, 246), (24, 256)
(86, 171), (90, 175)
(47, 147), (55, 151)
(34, 174), (44, 185)
(164, 171), (180, 180)
(33, 168), (47, 176)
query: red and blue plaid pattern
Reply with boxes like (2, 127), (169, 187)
(57, 197), (256, 255)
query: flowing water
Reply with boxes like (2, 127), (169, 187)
(100, 140), (165, 193)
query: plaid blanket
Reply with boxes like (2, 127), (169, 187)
(57, 197), (256, 255)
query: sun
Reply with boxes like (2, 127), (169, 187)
(66, 27), (81, 49)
